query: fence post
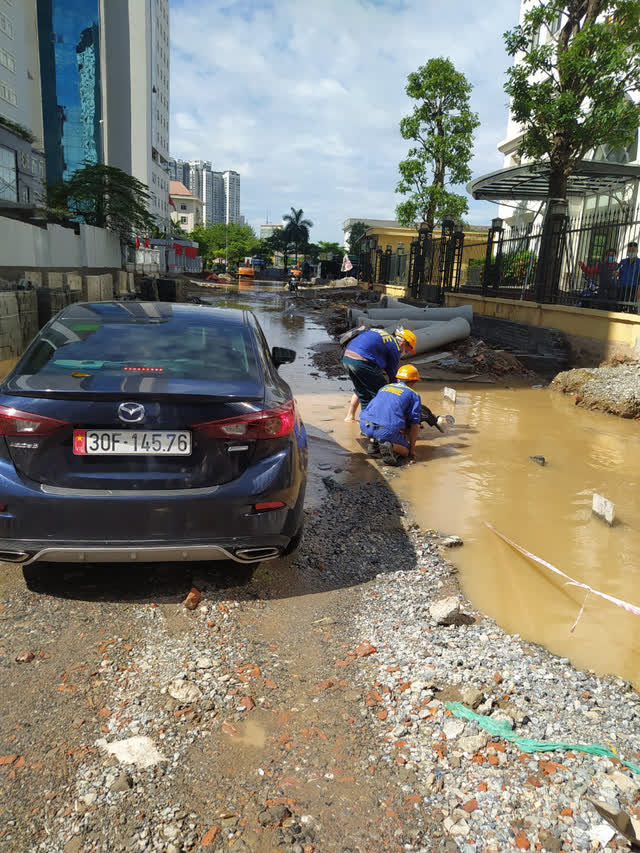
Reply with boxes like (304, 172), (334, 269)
(535, 199), (568, 303)
(415, 223), (433, 301)
(451, 226), (465, 290)
(374, 248), (383, 284)
(408, 239), (418, 297)
(482, 218), (502, 296)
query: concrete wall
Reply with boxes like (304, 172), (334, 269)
(446, 292), (640, 365)
(0, 218), (122, 274)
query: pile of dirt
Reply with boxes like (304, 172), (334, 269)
(438, 337), (534, 378)
(551, 362), (640, 418)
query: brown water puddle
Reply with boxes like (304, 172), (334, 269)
(298, 387), (640, 686)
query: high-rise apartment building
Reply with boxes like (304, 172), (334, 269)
(211, 169), (225, 224)
(36, 0), (171, 228)
(0, 0), (45, 205)
(223, 169), (240, 225)
(168, 158), (234, 225)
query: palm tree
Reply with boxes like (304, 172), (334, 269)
(283, 207), (313, 265)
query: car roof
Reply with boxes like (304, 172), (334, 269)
(56, 301), (252, 326)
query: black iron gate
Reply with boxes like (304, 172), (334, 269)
(408, 220), (463, 303)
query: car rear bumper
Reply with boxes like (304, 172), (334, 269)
(0, 538), (286, 565)
(0, 448), (305, 563)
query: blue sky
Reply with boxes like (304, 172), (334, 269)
(169, 0), (522, 241)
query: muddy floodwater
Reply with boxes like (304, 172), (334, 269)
(219, 286), (640, 686)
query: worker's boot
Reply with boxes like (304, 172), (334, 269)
(380, 441), (399, 466)
(366, 439), (380, 457)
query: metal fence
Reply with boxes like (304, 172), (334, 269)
(365, 205), (640, 313)
(460, 205), (640, 313)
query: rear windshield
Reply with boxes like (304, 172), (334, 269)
(6, 305), (261, 394)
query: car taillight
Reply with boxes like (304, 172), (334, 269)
(193, 401), (296, 440)
(0, 405), (69, 436)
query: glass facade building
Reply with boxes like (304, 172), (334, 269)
(37, 0), (102, 185)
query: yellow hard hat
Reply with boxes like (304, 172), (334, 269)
(397, 364), (420, 382)
(396, 329), (416, 353)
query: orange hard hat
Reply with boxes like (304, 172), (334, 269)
(397, 364), (420, 382)
(395, 328), (416, 353)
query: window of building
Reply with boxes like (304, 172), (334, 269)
(0, 11), (14, 37)
(20, 185), (29, 203)
(0, 46), (15, 72)
(0, 144), (17, 201)
(180, 216), (187, 223)
(180, 203), (187, 210)
(550, 12), (563, 34)
(0, 81), (17, 106)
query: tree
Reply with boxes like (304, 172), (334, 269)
(504, 1), (640, 200)
(346, 221), (369, 253)
(190, 222), (259, 269)
(262, 229), (293, 270)
(46, 162), (156, 239)
(316, 241), (345, 259)
(395, 58), (479, 231)
(283, 207), (313, 263)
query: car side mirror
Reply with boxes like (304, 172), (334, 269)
(272, 346), (296, 368)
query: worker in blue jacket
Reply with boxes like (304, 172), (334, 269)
(343, 327), (416, 422)
(617, 241), (640, 309)
(360, 364), (422, 466)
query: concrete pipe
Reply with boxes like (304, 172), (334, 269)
(365, 305), (473, 324)
(405, 317), (471, 356)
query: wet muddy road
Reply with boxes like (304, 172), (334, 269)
(1, 284), (640, 853)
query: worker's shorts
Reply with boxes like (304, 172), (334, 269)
(359, 418), (409, 449)
(342, 356), (387, 408)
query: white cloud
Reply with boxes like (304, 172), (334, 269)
(169, 0), (522, 239)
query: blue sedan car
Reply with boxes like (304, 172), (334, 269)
(0, 301), (307, 566)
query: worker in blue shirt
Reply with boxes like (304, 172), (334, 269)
(359, 364), (423, 466)
(617, 241), (640, 309)
(343, 327), (417, 422)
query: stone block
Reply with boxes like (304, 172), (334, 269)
(82, 275), (102, 302)
(23, 271), (42, 287)
(45, 271), (64, 289)
(114, 271), (127, 296)
(15, 290), (39, 346)
(592, 493), (615, 526)
(65, 272), (83, 292)
(0, 292), (23, 358)
(100, 274), (114, 301)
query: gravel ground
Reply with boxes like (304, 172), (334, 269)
(552, 362), (640, 418)
(2, 471), (639, 852)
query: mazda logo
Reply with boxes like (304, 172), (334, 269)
(118, 402), (145, 423)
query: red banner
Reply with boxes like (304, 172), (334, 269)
(173, 243), (183, 255)
(185, 246), (198, 258)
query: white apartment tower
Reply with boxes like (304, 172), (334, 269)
(100, 0), (171, 229)
(168, 158), (238, 225)
(223, 169), (240, 224)
(0, 0), (45, 205)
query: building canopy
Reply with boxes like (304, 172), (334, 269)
(468, 160), (640, 202)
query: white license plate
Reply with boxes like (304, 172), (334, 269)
(73, 430), (192, 456)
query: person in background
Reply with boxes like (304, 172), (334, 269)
(342, 327), (417, 422)
(359, 364), (423, 466)
(617, 242), (640, 310)
(578, 248), (618, 310)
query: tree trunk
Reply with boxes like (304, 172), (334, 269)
(548, 166), (568, 200)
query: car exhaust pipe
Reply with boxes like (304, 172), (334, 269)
(0, 550), (30, 563)
(234, 547), (281, 562)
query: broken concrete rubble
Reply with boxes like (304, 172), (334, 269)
(429, 596), (475, 626)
